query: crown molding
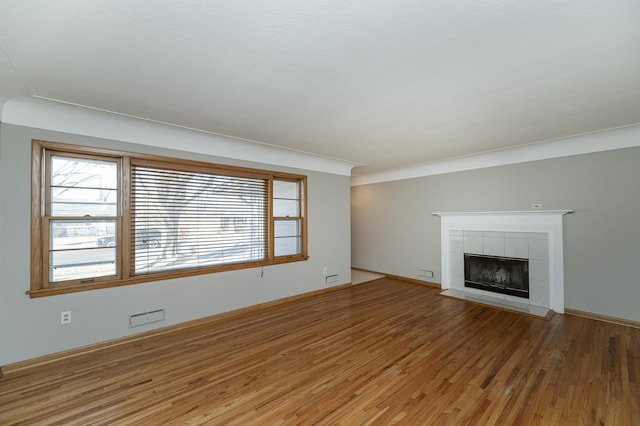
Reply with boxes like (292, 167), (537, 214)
(1, 97), (358, 176)
(351, 123), (640, 186)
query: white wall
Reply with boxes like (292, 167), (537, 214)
(352, 141), (640, 322)
(0, 122), (352, 366)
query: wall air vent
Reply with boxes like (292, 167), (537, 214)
(129, 309), (165, 328)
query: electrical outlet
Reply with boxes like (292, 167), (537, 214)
(323, 267), (328, 275)
(61, 311), (72, 324)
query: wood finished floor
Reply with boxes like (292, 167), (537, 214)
(1, 278), (639, 425)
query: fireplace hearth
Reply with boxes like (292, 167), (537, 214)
(464, 253), (529, 298)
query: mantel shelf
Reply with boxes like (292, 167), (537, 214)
(433, 210), (573, 217)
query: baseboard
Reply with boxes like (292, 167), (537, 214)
(353, 270), (640, 328)
(352, 270), (639, 328)
(351, 267), (381, 275)
(384, 273), (441, 288)
(1, 283), (352, 375)
(565, 308), (640, 329)
(352, 267), (440, 289)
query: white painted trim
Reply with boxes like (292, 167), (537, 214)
(1, 97), (358, 176)
(351, 123), (640, 186)
(434, 210), (572, 313)
(433, 210), (573, 217)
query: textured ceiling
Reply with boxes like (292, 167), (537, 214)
(1, 0), (639, 175)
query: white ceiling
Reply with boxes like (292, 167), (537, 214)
(1, 0), (639, 176)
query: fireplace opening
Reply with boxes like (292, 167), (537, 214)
(464, 253), (529, 298)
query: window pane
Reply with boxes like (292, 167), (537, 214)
(274, 237), (300, 256)
(273, 180), (298, 199)
(51, 156), (118, 217)
(273, 199), (299, 217)
(51, 188), (117, 216)
(51, 220), (117, 249)
(51, 156), (117, 188)
(274, 219), (299, 237)
(131, 166), (267, 275)
(35, 142), (308, 294)
(50, 247), (116, 282)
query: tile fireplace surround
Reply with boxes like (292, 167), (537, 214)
(433, 210), (573, 314)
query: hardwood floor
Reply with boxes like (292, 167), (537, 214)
(1, 277), (639, 425)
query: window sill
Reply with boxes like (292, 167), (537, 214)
(28, 255), (309, 298)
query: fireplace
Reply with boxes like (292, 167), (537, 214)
(433, 210), (573, 313)
(464, 253), (529, 298)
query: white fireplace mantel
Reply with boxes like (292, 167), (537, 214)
(433, 210), (573, 313)
(433, 210), (573, 218)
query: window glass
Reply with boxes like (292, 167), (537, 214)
(274, 219), (299, 237)
(32, 141), (307, 296)
(50, 156), (118, 216)
(274, 237), (300, 257)
(131, 166), (267, 275)
(273, 179), (298, 199)
(273, 179), (302, 257)
(273, 199), (299, 217)
(51, 220), (117, 250)
(50, 247), (116, 282)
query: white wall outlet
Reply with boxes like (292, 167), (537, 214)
(61, 311), (72, 324)
(531, 203), (543, 209)
(323, 267), (328, 275)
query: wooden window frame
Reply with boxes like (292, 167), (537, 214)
(272, 178), (306, 258)
(29, 140), (308, 298)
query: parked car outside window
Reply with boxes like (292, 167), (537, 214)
(96, 229), (161, 248)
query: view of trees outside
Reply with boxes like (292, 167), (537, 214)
(48, 156), (270, 283)
(49, 156), (118, 282)
(131, 166), (267, 275)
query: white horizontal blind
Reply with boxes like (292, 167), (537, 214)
(131, 165), (267, 275)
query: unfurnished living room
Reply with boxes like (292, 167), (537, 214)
(1, 1), (639, 425)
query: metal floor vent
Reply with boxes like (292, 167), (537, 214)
(129, 309), (165, 328)
(325, 273), (339, 284)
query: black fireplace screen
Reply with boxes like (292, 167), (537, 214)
(464, 253), (529, 298)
